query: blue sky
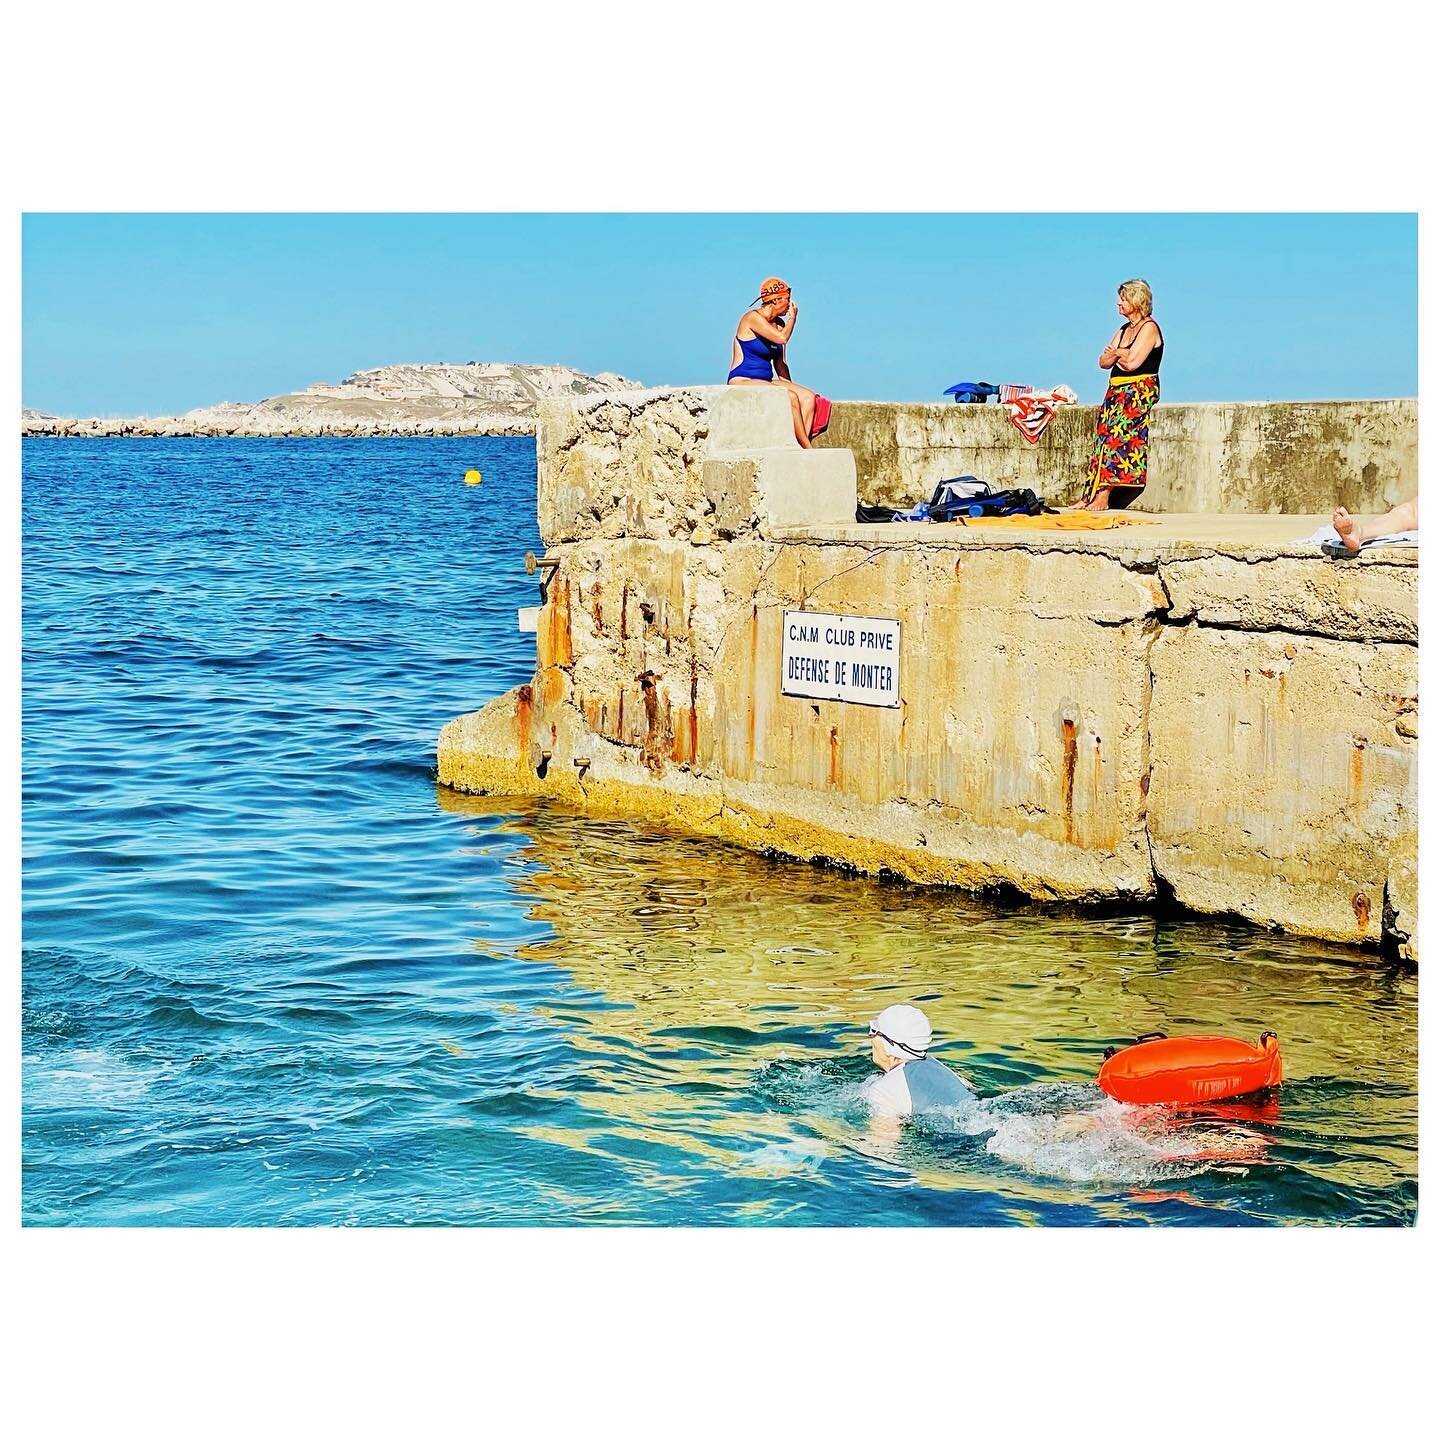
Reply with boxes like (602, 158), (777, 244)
(22, 213), (1417, 415)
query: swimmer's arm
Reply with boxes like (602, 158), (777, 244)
(744, 309), (793, 346)
(866, 1112), (906, 1147)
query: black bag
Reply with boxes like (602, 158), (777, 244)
(856, 503), (902, 523)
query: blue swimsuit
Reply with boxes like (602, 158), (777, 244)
(729, 330), (783, 381)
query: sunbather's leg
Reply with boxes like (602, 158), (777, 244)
(1332, 495), (1419, 551)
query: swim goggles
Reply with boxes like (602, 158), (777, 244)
(868, 1026), (927, 1059)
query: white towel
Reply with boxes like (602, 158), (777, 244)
(1300, 523), (1420, 551)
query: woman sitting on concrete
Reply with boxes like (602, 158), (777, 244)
(1075, 278), (1164, 511)
(727, 276), (820, 449)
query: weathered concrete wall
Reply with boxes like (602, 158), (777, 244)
(1148, 625), (1417, 946)
(818, 398), (1418, 515)
(536, 385), (856, 546)
(440, 386), (1418, 959)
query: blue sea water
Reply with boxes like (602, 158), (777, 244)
(20, 438), (1418, 1225)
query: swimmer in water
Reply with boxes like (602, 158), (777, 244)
(860, 1004), (976, 1118)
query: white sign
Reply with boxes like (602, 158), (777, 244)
(781, 609), (901, 709)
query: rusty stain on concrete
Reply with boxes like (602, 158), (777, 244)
(638, 670), (671, 775)
(541, 664), (566, 709)
(514, 684), (534, 765)
(539, 576), (574, 670)
(1061, 717), (1078, 845)
(746, 605), (759, 781)
(687, 658), (699, 764)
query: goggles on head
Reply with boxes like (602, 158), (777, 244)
(869, 1027), (926, 1059)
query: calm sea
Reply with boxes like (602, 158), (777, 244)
(20, 438), (1418, 1225)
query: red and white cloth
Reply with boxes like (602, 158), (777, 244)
(1001, 383), (1078, 444)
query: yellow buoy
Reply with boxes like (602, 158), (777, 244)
(463, 468), (483, 486)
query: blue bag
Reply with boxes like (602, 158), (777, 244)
(928, 477), (1047, 521)
(943, 381), (999, 404)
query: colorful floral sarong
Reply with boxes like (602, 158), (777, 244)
(1085, 373), (1159, 499)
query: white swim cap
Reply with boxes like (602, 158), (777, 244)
(869, 1004), (933, 1060)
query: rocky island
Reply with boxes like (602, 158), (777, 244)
(21, 361), (642, 438)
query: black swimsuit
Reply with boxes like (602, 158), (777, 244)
(1111, 319), (1163, 380)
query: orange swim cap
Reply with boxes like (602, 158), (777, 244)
(757, 276), (791, 304)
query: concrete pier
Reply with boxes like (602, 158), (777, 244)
(438, 386), (1418, 959)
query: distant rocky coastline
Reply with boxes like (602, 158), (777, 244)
(22, 361), (642, 438)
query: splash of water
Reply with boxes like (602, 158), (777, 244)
(755, 1060), (1272, 1187)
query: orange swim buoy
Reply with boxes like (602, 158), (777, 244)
(1097, 1031), (1282, 1105)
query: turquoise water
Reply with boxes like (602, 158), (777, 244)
(21, 438), (1418, 1225)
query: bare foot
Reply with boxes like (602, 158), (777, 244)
(1332, 506), (1362, 552)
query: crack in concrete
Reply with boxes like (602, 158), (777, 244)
(800, 545), (889, 601)
(707, 543), (784, 661)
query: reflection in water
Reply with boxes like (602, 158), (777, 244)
(440, 791), (1417, 1224)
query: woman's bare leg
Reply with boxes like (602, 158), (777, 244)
(1333, 496), (1419, 551)
(773, 379), (816, 447)
(791, 392), (813, 448)
(1066, 464), (1105, 510)
(780, 386), (812, 448)
(795, 390), (816, 438)
(727, 376), (812, 447)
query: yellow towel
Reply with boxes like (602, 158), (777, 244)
(952, 512), (1157, 531)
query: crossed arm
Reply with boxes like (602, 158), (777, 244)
(1099, 319), (1159, 372)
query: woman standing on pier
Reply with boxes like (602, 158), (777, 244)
(1077, 279), (1164, 511)
(727, 276), (820, 448)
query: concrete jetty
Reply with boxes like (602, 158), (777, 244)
(438, 386), (1418, 959)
